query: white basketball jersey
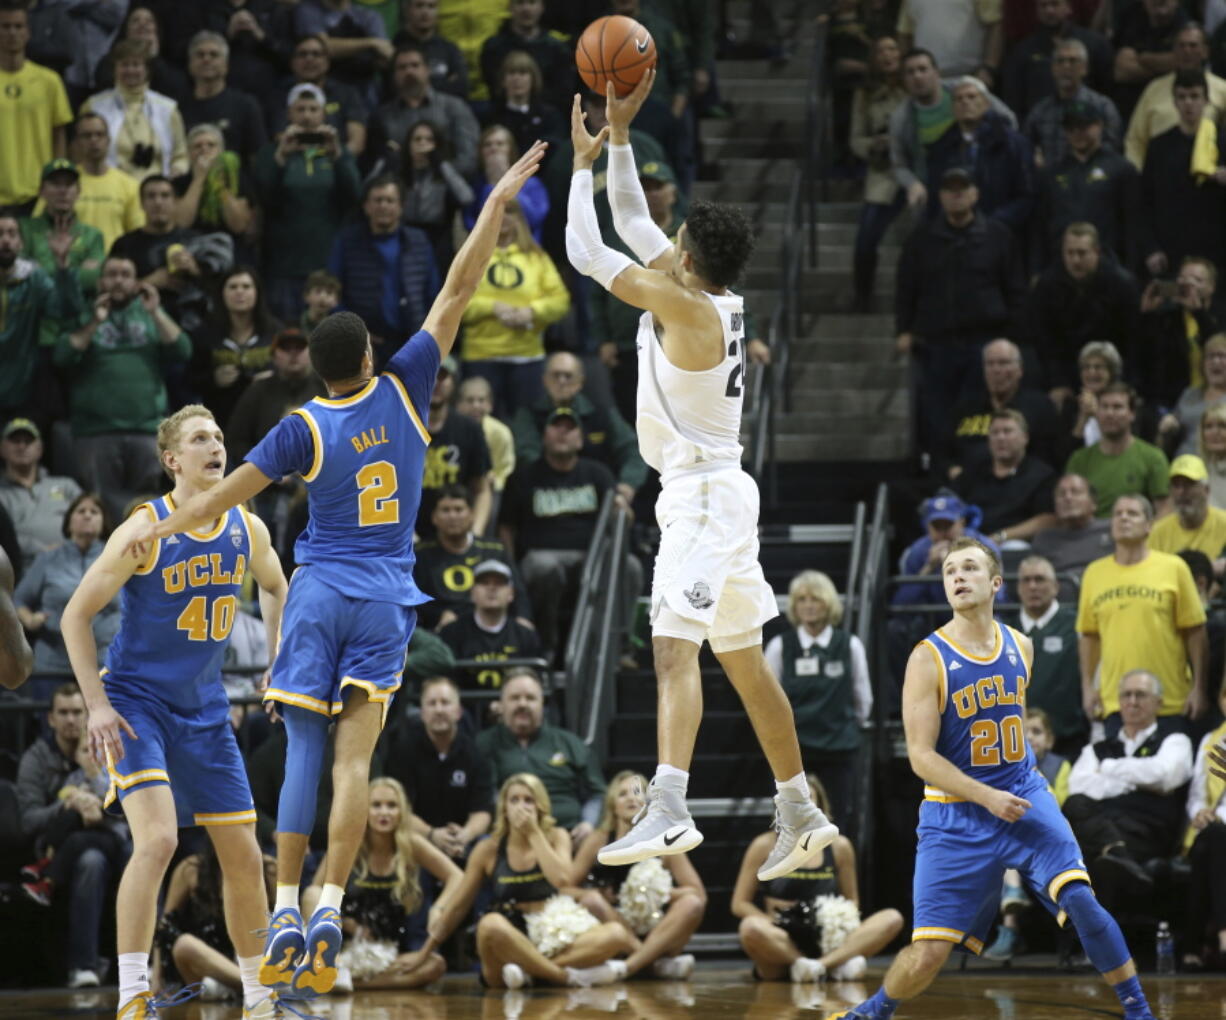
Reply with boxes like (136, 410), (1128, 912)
(635, 289), (746, 479)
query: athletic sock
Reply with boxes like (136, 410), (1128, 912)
(238, 955), (263, 1006)
(317, 883), (345, 914)
(775, 771), (810, 798)
(653, 764), (689, 789)
(117, 952), (149, 1007)
(274, 884), (299, 913)
(1114, 975), (1151, 1018)
(855, 987), (900, 1019)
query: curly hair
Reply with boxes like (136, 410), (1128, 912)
(683, 200), (755, 289)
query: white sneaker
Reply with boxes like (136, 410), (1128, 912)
(66, 969), (99, 989)
(832, 955), (867, 980)
(200, 976), (231, 1001)
(566, 959), (628, 987)
(789, 956), (826, 983)
(597, 779), (703, 866)
(651, 953), (695, 980)
(502, 962), (531, 990)
(757, 789), (839, 882)
(333, 964), (354, 994)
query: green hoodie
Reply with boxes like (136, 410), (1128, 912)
(19, 214), (105, 348)
(0, 259), (82, 409)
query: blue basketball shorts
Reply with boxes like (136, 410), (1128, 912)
(103, 685), (255, 828)
(912, 773), (1090, 954)
(265, 566), (416, 726)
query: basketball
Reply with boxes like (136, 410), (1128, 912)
(575, 15), (657, 98)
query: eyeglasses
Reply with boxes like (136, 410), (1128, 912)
(1119, 690), (1155, 701)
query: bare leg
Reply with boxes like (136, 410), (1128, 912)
(715, 644), (804, 781)
(653, 636), (704, 770)
(275, 832), (310, 889)
(819, 909), (905, 971)
(622, 891), (705, 975)
(1103, 960), (1137, 984)
(116, 785), (179, 955)
(300, 885), (322, 918)
(475, 912), (569, 987)
(356, 952), (446, 989)
(323, 692), (384, 888)
(552, 921), (636, 967)
(738, 915), (802, 979)
(880, 939), (954, 999)
(208, 823), (269, 960)
(172, 934), (241, 990)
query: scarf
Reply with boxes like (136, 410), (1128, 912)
(1184, 719), (1226, 852)
(198, 151), (242, 228)
(1192, 117), (1219, 182)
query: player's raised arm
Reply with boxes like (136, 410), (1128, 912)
(604, 72), (672, 272)
(901, 642), (1031, 823)
(422, 140), (548, 357)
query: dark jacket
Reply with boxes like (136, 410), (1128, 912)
(1036, 147), (1140, 269)
(479, 19), (574, 110)
(1139, 125), (1226, 272)
(1002, 24), (1115, 117)
(926, 112), (1036, 232)
(1137, 302), (1220, 410)
(896, 211), (1024, 342)
(327, 221), (439, 351)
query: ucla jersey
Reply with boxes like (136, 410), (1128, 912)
(920, 621), (1036, 796)
(104, 496), (252, 713)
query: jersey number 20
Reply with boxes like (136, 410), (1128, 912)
(970, 716), (1026, 767)
(357, 461), (400, 526)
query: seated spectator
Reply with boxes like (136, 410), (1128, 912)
(1125, 24), (1226, 168)
(1060, 341), (1151, 454)
(926, 77), (1035, 233)
(1064, 669), (1194, 909)
(896, 0), (1003, 79)
(1138, 256), (1221, 412)
(396, 120), (474, 269)
(733, 773), (904, 983)
(956, 409), (1058, 543)
(299, 777), (460, 991)
(379, 676), (493, 859)
(172, 124), (255, 248)
(895, 168), (1025, 454)
(72, 113), (146, 253)
(292, 0), (392, 101)
(764, 570), (872, 832)
(367, 43), (479, 177)
(412, 484), (522, 630)
(190, 266), (281, 426)
(481, 51), (566, 162)
(427, 771), (634, 989)
(571, 770), (706, 980)
(266, 34), (368, 157)
(465, 124), (550, 242)
(476, 671), (608, 841)
(16, 684), (127, 989)
(850, 35), (907, 312)
(1005, 0), (1113, 120)
(1035, 106), (1138, 270)
(178, 31), (268, 164)
(942, 339), (1061, 479)
(254, 84), (362, 323)
(1023, 38), (1122, 171)
(1066, 383), (1170, 516)
(0, 418), (81, 571)
(1112, 0), (1189, 121)
(1202, 404), (1226, 508)
(1139, 74), (1226, 288)
(892, 492), (1002, 608)
(1024, 231), (1138, 406)
(328, 175), (439, 362)
(1182, 678), (1226, 971)
(299, 270), (341, 334)
(54, 255), (192, 520)
(14, 493), (117, 702)
(419, 360), (493, 538)
(82, 39), (189, 181)
(499, 408), (642, 656)
(102, 6), (189, 103)
(459, 202), (570, 416)
(393, 0), (469, 98)
(1149, 454), (1226, 569)
(1164, 333), (1226, 456)
(479, 0), (572, 112)
(1030, 472), (1114, 598)
(439, 560), (542, 693)
(457, 376), (516, 494)
(1011, 555), (1088, 754)
(1077, 494), (1206, 726)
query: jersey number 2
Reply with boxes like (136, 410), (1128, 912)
(357, 461), (400, 526)
(177, 595), (237, 642)
(970, 716), (1026, 767)
(725, 339), (745, 398)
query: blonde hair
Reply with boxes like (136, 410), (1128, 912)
(785, 570), (844, 628)
(808, 773), (833, 820)
(500, 200), (542, 255)
(598, 770), (647, 832)
(1200, 402), (1226, 464)
(357, 777), (422, 914)
(491, 773), (556, 842)
(499, 50), (543, 97)
(156, 404), (216, 480)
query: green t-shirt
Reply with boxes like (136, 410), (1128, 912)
(1065, 438), (1170, 517)
(915, 91), (955, 147)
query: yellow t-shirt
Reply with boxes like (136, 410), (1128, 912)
(1149, 504), (1226, 560)
(75, 168), (145, 252)
(1076, 550), (1206, 716)
(0, 61), (72, 205)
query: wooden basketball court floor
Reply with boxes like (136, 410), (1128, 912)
(4, 963), (1225, 1020)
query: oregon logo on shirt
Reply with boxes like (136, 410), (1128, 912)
(487, 261), (524, 290)
(4, 84), (20, 99)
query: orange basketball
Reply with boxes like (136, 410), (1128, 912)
(575, 15), (657, 98)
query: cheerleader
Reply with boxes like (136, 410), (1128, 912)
(301, 777), (462, 990)
(430, 773), (636, 989)
(733, 776), (903, 982)
(572, 770), (706, 978)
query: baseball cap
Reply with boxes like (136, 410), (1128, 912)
(922, 494), (967, 526)
(287, 82), (326, 108)
(2, 418), (40, 441)
(939, 166), (974, 189)
(639, 160), (677, 185)
(1170, 453), (1208, 482)
(40, 158), (79, 183)
(1062, 100), (1104, 127)
(473, 559), (512, 581)
(546, 406), (579, 425)
(271, 327), (307, 351)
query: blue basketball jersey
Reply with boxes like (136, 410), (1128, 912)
(246, 331), (440, 606)
(104, 496), (253, 713)
(920, 621), (1036, 796)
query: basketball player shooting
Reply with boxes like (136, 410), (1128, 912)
(565, 73), (836, 881)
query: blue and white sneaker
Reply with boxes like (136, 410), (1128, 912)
(259, 908), (305, 991)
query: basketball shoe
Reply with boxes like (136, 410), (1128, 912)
(260, 908), (305, 991)
(757, 787), (839, 881)
(116, 985), (201, 1018)
(597, 778), (702, 866)
(291, 906), (344, 997)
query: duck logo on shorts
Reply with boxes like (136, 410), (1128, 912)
(683, 581), (714, 610)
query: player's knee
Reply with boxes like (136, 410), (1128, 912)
(1060, 882), (1109, 937)
(908, 939), (953, 976)
(133, 826), (178, 867)
(653, 635), (698, 677)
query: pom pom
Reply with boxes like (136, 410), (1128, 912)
(337, 937), (399, 981)
(525, 894), (601, 957)
(813, 894), (861, 957)
(618, 858), (673, 935)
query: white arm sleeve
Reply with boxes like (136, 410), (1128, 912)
(566, 169), (634, 290)
(607, 142), (673, 265)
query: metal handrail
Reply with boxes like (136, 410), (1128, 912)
(561, 491), (616, 691)
(842, 500), (868, 635)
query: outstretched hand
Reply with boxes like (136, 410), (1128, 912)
(571, 94), (609, 171)
(489, 139), (548, 205)
(605, 68), (656, 139)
